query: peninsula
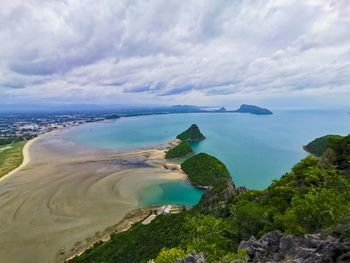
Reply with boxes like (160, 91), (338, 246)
(165, 141), (194, 159)
(181, 153), (231, 188)
(166, 124), (206, 159)
(303, 134), (342, 156)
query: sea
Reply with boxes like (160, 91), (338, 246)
(62, 110), (350, 206)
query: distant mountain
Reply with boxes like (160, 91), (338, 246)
(234, 104), (273, 115)
(215, 107), (226, 112)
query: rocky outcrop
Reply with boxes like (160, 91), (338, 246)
(194, 179), (236, 217)
(238, 231), (350, 263)
(176, 252), (206, 263)
(235, 186), (249, 195)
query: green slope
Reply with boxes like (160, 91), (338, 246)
(181, 153), (230, 187)
(165, 141), (194, 159)
(176, 124), (205, 141)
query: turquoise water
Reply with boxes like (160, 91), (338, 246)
(63, 110), (350, 204)
(139, 180), (204, 206)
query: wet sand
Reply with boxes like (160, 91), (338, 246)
(0, 132), (185, 263)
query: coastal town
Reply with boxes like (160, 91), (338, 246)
(0, 112), (120, 143)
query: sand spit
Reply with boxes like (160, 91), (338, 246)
(0, 132), (186, 263)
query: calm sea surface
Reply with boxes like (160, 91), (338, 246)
(63, 110), (350, 205)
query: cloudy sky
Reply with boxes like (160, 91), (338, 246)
(1, 0), (350, 109)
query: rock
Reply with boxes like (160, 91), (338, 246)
(235, 186), (248, 194)
(238, 231), (350, 263)
(176, 252), (206, 263)
(194, 179), (236, 217)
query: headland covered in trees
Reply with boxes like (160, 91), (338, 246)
(69, 125), (350, 263)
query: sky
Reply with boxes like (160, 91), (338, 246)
(1, 0), (350, 109)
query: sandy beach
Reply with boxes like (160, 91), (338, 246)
(0, 132), (187, 263)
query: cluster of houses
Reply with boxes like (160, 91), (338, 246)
(141, 205), (180, 225)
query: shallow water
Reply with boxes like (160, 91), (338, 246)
(139, 180), (204, 206)
(63, 110), (350, 193)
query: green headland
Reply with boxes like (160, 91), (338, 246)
(165, 141), (194, 159)
(303, 134), (342, 156)
(176, 124), (206, 141)
(181, 153), (231, 188)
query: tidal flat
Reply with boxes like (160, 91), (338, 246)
(0, 131), (190, 263)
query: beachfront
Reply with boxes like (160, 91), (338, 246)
(0, 131), (186, 263)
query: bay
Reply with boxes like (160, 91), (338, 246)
(63, 110), (350, 204)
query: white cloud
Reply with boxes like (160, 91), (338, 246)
(0, 0), (350, 107)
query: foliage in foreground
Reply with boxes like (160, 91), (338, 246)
(181, 153), (231, 187)
(69, 135), (350, 263)
(165, 141), (194, 159)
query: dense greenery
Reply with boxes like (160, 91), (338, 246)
(303, 135), (341, 156)
(176, 124), (205, 141)
(0, 141), (25, 178)
(165, 141), (194, 159)
(69, 135), (350, 263)
(181, 153), (231, 187)
(69, 213), (188, 263)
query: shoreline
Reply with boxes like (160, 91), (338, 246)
(0, 125), (197, 263)
(63, 204), (183, 262)
(0, 137), (38, 182)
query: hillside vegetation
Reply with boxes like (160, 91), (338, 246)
(176, 124), (205, 141)
(165, 141), (194, 159)
(68, 135), (350, 263)
(304, 134), (342, 156)
(181, 153), (231, 187)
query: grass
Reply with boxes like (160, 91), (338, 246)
(0, 141), (26, 178)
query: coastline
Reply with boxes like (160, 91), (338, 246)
(63, 205), (180, 262)
(0, 137), (38, 182)
(0, 126), (194, 263)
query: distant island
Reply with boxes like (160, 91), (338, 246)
(216, 107), (226, 112)
(233, 104), (273, 115)
(176, 124), (206, 141)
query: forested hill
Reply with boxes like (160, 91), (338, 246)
(68, 135), (350, 263)
(176, 124), (206, 141)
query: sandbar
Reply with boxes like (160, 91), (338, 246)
(0, 131), (187, 263)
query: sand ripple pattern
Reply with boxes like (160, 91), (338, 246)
(0, 133), (184, 263)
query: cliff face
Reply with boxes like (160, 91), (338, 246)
(194, 178), (238, 217)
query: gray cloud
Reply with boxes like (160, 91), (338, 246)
(0, 0), (350, 107)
